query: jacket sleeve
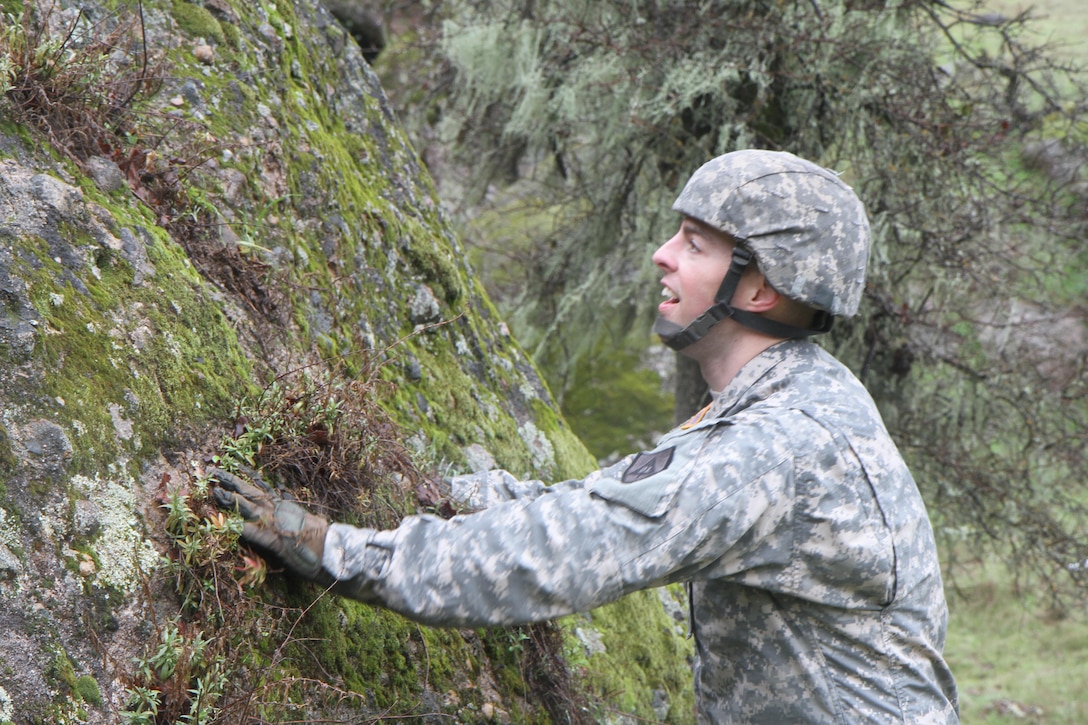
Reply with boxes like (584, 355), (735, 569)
(322, 423), (793, 627)
(447, 468), (600, 511)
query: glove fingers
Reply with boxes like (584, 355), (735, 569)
(211, 470), (273, 521)
(232, 463), (297, 500)
(210, 467), (274, 501)
(225, 492), (267, 521)
(233, 463), (264, 484)
(212, 485), (240, 511)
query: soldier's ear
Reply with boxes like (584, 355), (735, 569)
(736, 273), (780, 313)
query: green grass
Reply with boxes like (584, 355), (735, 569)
(944, 556), (1088, 724)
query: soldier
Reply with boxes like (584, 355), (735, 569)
(215, 150), (960, 723)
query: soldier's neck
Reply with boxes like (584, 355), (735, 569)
(691, 324), (786, 392)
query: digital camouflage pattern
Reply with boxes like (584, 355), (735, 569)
(323, 339), (959, 724)
(672, 150), (870, 317)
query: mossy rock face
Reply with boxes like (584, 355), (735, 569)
(170, 0), (227, 43)
(0, 0), (692, 721)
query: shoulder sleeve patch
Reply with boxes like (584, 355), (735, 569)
(621, 447), (675, 483)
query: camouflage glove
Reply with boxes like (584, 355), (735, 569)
(211, 468), (331, 584)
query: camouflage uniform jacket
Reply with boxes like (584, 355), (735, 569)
(323, 339), (960, 723)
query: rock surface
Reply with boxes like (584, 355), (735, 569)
(0, 0), (693, 721)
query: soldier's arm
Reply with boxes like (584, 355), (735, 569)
(323, 431), (788, 627)
(447, 455), (635, 511)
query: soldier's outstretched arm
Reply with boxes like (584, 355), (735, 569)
(321, 444), (785, 627)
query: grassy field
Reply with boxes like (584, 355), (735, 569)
(944, 556), (1088, 724)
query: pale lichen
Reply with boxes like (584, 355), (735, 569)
(0, 685), (13, 722)
(0, 508), (19, 552)
(68, 468), (161, 593)
(0, 508), (23, 597)
(517, 420), (555, 478)
(575, 625), (607, 657)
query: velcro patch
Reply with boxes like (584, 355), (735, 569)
(621, 448), (675, 483)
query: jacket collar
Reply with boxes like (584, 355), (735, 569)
(708, 339), (817, 419)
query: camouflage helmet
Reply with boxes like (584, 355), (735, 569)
(671, 149), (870, 317)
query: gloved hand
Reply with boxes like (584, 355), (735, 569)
(211, 467), (331, 584)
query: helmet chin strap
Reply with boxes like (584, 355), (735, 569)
(654, 246), (832, 352)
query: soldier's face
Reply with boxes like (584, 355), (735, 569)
(653, 218), (737, 329)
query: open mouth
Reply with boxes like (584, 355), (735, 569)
(659, 285), (679, 310)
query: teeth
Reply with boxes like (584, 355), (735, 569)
(662, 287), (677, 299)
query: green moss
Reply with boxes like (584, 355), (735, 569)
(48, 651), (102, 706)
(401, 232), (464, 305)
(0, 426), (15, 500)
(73, 676), (101, 706)
(220, 19), (241, 49)
(528, 397), (597, 480)
(12, 214), (252, 476)
(170, 0), (225, 44)
(252, 103), (557, 472)
(49, 652), (76, 689)
(478, 627), (530, 696)
(65, 540), (99, 576)
(383, 342), (530, 473)
(284, 590), (560, 720)
(291, 595), (423, 709)
(570, 588), (695, 724)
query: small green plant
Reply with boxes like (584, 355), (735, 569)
(121, 476), (263, 724)
(213, 361), (424, 529)
(73, 676), (102, 707)
(0, 2), (226, 266)
(162, 485), (244, 614)
(122, 619), (228, 725)
(145, 470), (381, 723)
(0, 4), (162, 162)
(506, 628), (530, 655)
(0, 24), (14, 96)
